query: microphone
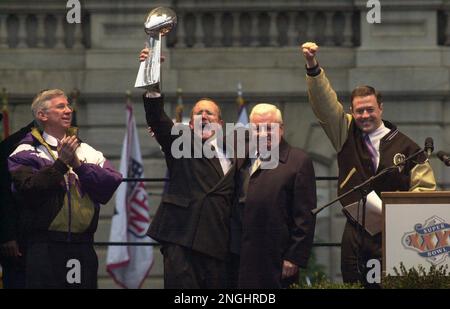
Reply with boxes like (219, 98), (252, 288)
(437, 151), (450, 166)
(424, 137), (434, 158)
(393, 153), (405, 172)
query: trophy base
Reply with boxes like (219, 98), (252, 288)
(134, 35), (161, 93)
(135, 83), (160, 93)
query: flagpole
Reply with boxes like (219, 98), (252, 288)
(236, 82), (249, 126)
(125, 90), (133, 168)
(125, 90), (132, 108)
(175, 88), (183, 123)
(69, 88), (80, 127)
(236, 82), (244, 109)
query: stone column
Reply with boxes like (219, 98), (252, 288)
(194, 12), (204, 48)
(324, 12), (334, 46)
(176, 12), (186, 48)
(73, 22), (83, 49)
(306, 11), (316, 42)
(35, 13), (45, 48)
(17, 14), (27, 48)
(212, 12), (222, 47)
(287, 11), (298, 46)
(342, 11), (353, 47)
(268, 12), (278, 47)
(231, 11), (240, 47)
(0, 14), (8, 48)
(54, 14), (65, 48)
(250, 11), (259, 47)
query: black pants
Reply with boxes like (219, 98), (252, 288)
(225, 252), (240, 288)
(341, 220), (381, 288)
(1, 257), (26, 289)
(26, 241), (98, 289)
(162, 244), (227, 289)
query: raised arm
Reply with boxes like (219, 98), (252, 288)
(140, 47), (176, 156)
(301, 42), (352, 152)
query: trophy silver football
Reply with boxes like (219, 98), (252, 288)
(135, 7), (177, 92)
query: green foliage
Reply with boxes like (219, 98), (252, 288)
(298, 251), (327, 286)
(383, 263), (450, 289)
(291, 251), (363, 289)
(292, 272), (363, 289)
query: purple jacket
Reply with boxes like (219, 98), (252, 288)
(8, 129), (122, 237)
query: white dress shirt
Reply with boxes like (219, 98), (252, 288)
(366, 122), (391, 170)
(209, 137), (232, 176)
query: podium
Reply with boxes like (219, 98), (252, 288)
(382, 191), (450, 277)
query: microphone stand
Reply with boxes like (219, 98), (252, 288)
(311, 148), (426, 216)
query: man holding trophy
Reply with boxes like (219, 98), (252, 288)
(136, 7), (243, 289)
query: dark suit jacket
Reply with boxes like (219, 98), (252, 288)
(0, 121), (34, 268)
(143, 95), (244, 261)
(238, 138), (317, 288)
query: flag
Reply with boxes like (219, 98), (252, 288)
(236, 82), (248, 126)
(1, 88), (10, 141)
(106, 93), (153, 289)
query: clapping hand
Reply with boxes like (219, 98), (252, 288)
(57, 135), (81, 168)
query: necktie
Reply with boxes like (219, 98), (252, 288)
(210, 144), (231, 175)
(250, 157), (261, 176)
(363, 134), (378, 172)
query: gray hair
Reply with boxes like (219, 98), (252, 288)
(249, 103), (283, 124)
(31, 89), (67, 128)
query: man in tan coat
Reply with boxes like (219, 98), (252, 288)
(301, 42), (436, 286)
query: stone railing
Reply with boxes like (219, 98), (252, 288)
(166, 8), (359, 48)
(0, 9), (89, 49)
(4, 1), (450, 49)
(0, 0), (360, 50)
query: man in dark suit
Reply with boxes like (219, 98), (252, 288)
(236, 103), (317, 288)
(142, 91), (243, 288)
(140, 51), (250, 289)
(0, 121), (34, 288)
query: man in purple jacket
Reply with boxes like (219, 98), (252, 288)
(8, 89), (122, 288)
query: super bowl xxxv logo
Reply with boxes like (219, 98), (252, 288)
(402, 216), (450, 265)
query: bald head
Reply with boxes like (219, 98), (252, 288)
(191, 98), (222, 121)
(189, 98), (223, 141)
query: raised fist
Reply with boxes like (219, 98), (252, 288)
(301, 42), (319, 68)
